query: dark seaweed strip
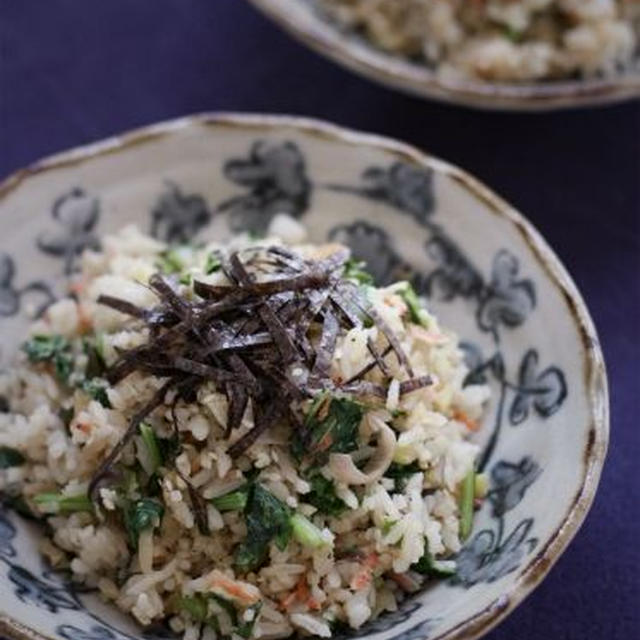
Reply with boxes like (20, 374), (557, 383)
(225, 384), (249, 437)
(399, 376), (433, 395)
(88, 377), (176, 501)
(148, 274), (192, 320)
(344, 345), (394, 384)
(96, 295), (148, 320)
(227, 400), (285, 458)
(339, 380), (387, 399)
(312, 310), (339, 378)
(230, 253), (298, 364)
(208, 330), (273, 352)
(316, 247), (350, 272)
(193, 272), (328, 300)
(177, 471), (209, 535)
(257, 299), (298, 363)
(329, 291), (363, 328)
(366, 338), (391, 379)
(224, 355), (254, 437)
(232, 292), (296, 339)
(172, 357), (258, 389)
(227, 353), (258, 386)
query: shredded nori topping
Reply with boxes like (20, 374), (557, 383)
(89, 245), (430, 500)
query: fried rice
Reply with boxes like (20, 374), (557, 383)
(0, 221), (490, 639)
(318, 0), (639, 82)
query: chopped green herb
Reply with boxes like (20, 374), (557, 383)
(80, 378), (111, 408)
(304, 474), (346, 516)
(123, 498), (164, 549)
(157, 247), (188, 274)
(292, 397), (364, 468)
(139, 423), (163, 474)
(0, 446), (25, 469)
(411, 549), (457, 577)
(204, 253), (222, 275)
(210, 594), (238, 625)
(234, 484), (292, 572)
(156, 433), (181, 465)
(290, 513), (326, 548)
(83, 335), (106, 379)
(504, 26), (523, 43)
(23, 335), (74, 383)
(459, 467), (475, 541)
(211, 485), (250, 512)
(381, 518), (397, 535)
(398, 282), (429, 327)
(33, 492), (93, 514)
(237, 602), (263, 639)
(180, 595), (208, 622)
(179, 272), (193, 286)
(343, 259), (374, 286)
(384, 461), (422, 491)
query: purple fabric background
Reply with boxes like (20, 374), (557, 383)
(1, 1), (638, 638)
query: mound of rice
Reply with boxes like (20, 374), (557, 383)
(0, 223), (489, 639)
(319, 0), (639, 82)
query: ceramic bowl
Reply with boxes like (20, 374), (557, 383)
(0, 113), (608, 640)
(247, 0), (640, 110)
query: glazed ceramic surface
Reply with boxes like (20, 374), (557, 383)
(0, 114), (608, 640)
(247, 0), (640, 110)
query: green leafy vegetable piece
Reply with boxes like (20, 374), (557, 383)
(384, 461), (422, 491)
(179, 272), (193, 286)
(293, 397), (364, 468)
(80, 378), (111, 408)
(381, 518), (396, 535)
(180, 595), (209, 622)
(304, 474), (346, 516)
(234, 484), (292, 572)
(459, 467), (475, 541)
(83, 335), (106, 379)
(237, 602), (263, 639)
(210, 594), (238, 625)
(157, 247), (189, 274)
(343, 259), (374, 286)
(398, 282), (429, 327)
(139, 423), (163, 473)
(411, 549), (457, 577)
(33, 492), (93, 514)
(0, 446), (25, 469)
(156, 433), (181, 465)
(504, 26), (523, 43)
(211, 485), (250, 512)
(123, 498), (164, 549)
(204, 253), (222, 275)
(23, 335), (74, 383)
(290, 513), (326, 548)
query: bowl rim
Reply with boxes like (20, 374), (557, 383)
(0, 112), (609, 640)
(246, 0), (640, 110)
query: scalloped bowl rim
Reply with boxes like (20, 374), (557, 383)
(247, 0), (640, 110)
(0, 112), (609, 640)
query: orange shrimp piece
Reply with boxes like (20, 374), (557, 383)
(453, 409), (479, 431)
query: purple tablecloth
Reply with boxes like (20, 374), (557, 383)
(1, 1), (639, 638)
